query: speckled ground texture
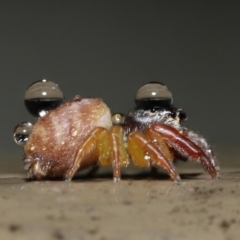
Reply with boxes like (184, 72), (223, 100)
(0, 149), (239, 240)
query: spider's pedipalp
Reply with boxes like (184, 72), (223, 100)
(150, 123), (219, 179)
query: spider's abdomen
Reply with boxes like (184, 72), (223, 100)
(24, 98), (112, 178)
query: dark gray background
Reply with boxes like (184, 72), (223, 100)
(0, 1), (239, 167)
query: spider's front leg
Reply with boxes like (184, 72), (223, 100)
(150, 124), (219, 179)
(65, 126), (129, 181)
(127, 130), (181, 182)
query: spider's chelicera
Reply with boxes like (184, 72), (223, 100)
(13, 80), (219, 182)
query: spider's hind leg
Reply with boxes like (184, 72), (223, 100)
(65, 128), (106, 180)
(65, 126), (129, 181)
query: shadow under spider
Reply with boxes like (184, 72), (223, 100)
(72, 167), (202, 181)
(25, 167), (202, 182)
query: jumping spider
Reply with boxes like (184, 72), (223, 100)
(13, 80), (219, 182)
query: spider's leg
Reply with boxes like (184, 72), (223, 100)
(145, 128), (174, 177)
(109, 126), (129, 181)
(127, 131), (180, 182)
(65, 126), (129, 181)
(145, 128), (173, 162)
(150, 124), (219, 179)
(65, 128), (106, 180)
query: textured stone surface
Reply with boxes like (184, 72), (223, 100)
(0, 151), (239, 240)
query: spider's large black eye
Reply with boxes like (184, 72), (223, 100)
(24, 79), (64, 117)
(135, 82), (173, 110)
(178, 110), (187, 121)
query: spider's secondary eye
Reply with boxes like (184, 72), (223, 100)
(135, 82), (173, 110)
(24, 79), (64, 117)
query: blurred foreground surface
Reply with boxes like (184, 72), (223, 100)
(0, 150), (239, 240)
